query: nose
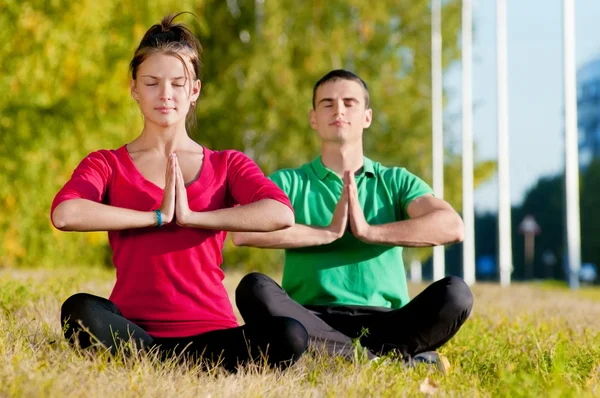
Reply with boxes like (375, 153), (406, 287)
(333, 100), (346, 116)
(159, 83), (172, 102)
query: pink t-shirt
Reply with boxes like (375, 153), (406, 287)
(51, 145), (292, 338)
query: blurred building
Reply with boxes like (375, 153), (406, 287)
(578, 55), (600, 170)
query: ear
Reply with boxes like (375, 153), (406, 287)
(363, 108), (373, 129)
(191, 79), (201, 102)
(130, 79), (139, 102)
(309, 109), (318, 130)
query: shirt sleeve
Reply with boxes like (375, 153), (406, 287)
(225, 151), (293, 212)
(50, 151), (113, 226)
(268, 169), (293, 196)
(394, 168), (434, 220)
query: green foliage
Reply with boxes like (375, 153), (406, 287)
(1, 0), (494, 270)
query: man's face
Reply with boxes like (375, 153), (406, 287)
(310, 79), (372, 144)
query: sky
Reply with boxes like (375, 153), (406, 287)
(443, 0), (600, 213)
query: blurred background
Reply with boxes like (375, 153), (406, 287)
(0, 0), (598, 286)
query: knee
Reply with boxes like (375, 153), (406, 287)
(235, 272), (274, 303)
(60, 293), (110, 334)
(60, 293), (100, 345)
(61, 293), (94, 323)
(271, 317), (309, 364)
(442, 276), (473, 315)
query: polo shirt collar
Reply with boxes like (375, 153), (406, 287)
(310, 156), (375, 180)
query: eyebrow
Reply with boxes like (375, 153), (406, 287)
(140, 75), (186, 80)
(318, 97), (360, 105)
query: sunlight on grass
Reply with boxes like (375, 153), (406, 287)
(0, 268), (599, 397)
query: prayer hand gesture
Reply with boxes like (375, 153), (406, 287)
(327, 178), (349, 239)
(173, 154), (192, 227)
(158, 153), (176, 224)
(345, 170), (371, 241)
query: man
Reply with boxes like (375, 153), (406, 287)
(232, 69), (473, 371)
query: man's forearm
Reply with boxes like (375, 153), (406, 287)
(360, 209), (464, 247)
(231, 223), (340, 248)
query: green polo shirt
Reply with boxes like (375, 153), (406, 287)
(270, 156), (433, 309)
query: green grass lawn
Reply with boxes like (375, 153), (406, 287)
(1, 267), (599, 397)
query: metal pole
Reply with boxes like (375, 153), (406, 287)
(462, 0), (476, 286)
(410, 257), (423, 284)
(432, 0), (445, 281)
(497, 0), (513, 286)
(563, 0), (581, 289)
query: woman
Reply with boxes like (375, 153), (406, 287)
(51, 13), (307, 372)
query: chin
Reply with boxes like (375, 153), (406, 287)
(150, 117), (180, 128)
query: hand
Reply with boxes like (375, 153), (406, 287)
(173, 154), (192, 227)
(345, 170), (371, 240)
(327, 178), (349, 239)
(158, 153), (176, 224)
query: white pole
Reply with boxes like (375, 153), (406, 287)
(410, 257), (423, 284)
(563, 0), (581, 289)
(497, 0), (512, 287)
(432, 0), (445, 281)
(462, 0), (476, 286)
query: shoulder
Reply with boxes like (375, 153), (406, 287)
(206, 148), (255, 166)
(369, 159), (433, 195)
(269, 163), (311, 190)
(75, 148), (121, 171)
(85, 148), (119, 161)
(369, 159), (412, 183)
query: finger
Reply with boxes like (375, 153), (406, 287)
(175, 157), (187, 196)
(164, 154), (173, 191)
(349, 170), (356, 186)
(343, 170), (350, 185)
(338, 180), (347, 198)
(173, 156), (182, 187)
(169, 154), (177, 189)
(165, 153), (173, 180)
(347, 176), (356, 200)
(349, 189), (357, 211)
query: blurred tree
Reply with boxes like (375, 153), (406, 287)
(192, 0), (495, 271)
(443, 159), (600, 284)
(0, 0), (494, 271)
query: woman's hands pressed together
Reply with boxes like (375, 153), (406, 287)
(158, 153), (192, 227)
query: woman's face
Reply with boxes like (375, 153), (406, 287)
(131, 52), (200, 128)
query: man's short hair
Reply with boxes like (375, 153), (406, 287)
(312, 69), (370, 109)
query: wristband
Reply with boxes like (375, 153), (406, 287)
(154, 210), (163, 227)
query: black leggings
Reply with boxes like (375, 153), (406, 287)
(235, 273), (473, 359)
(60, 293), (308, 372)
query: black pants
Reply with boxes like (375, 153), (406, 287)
(60, 293), (308, 372)
(235, 273), (473, 359)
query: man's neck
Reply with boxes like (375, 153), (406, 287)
(321, 142), (364, 177)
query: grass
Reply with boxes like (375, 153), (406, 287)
(1, 267), (599, 397)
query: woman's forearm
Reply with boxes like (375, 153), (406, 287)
(179, 199), (294, 232)
(52, 199), (158, 232)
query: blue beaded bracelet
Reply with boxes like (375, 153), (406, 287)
(155, 210), (162, 227)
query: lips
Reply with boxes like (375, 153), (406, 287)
(156, 107), (174, 113)
(330, 120), (348, 126)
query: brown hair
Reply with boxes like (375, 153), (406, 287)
(130, 13), (202, 129)
(312, 69), (370, 109)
